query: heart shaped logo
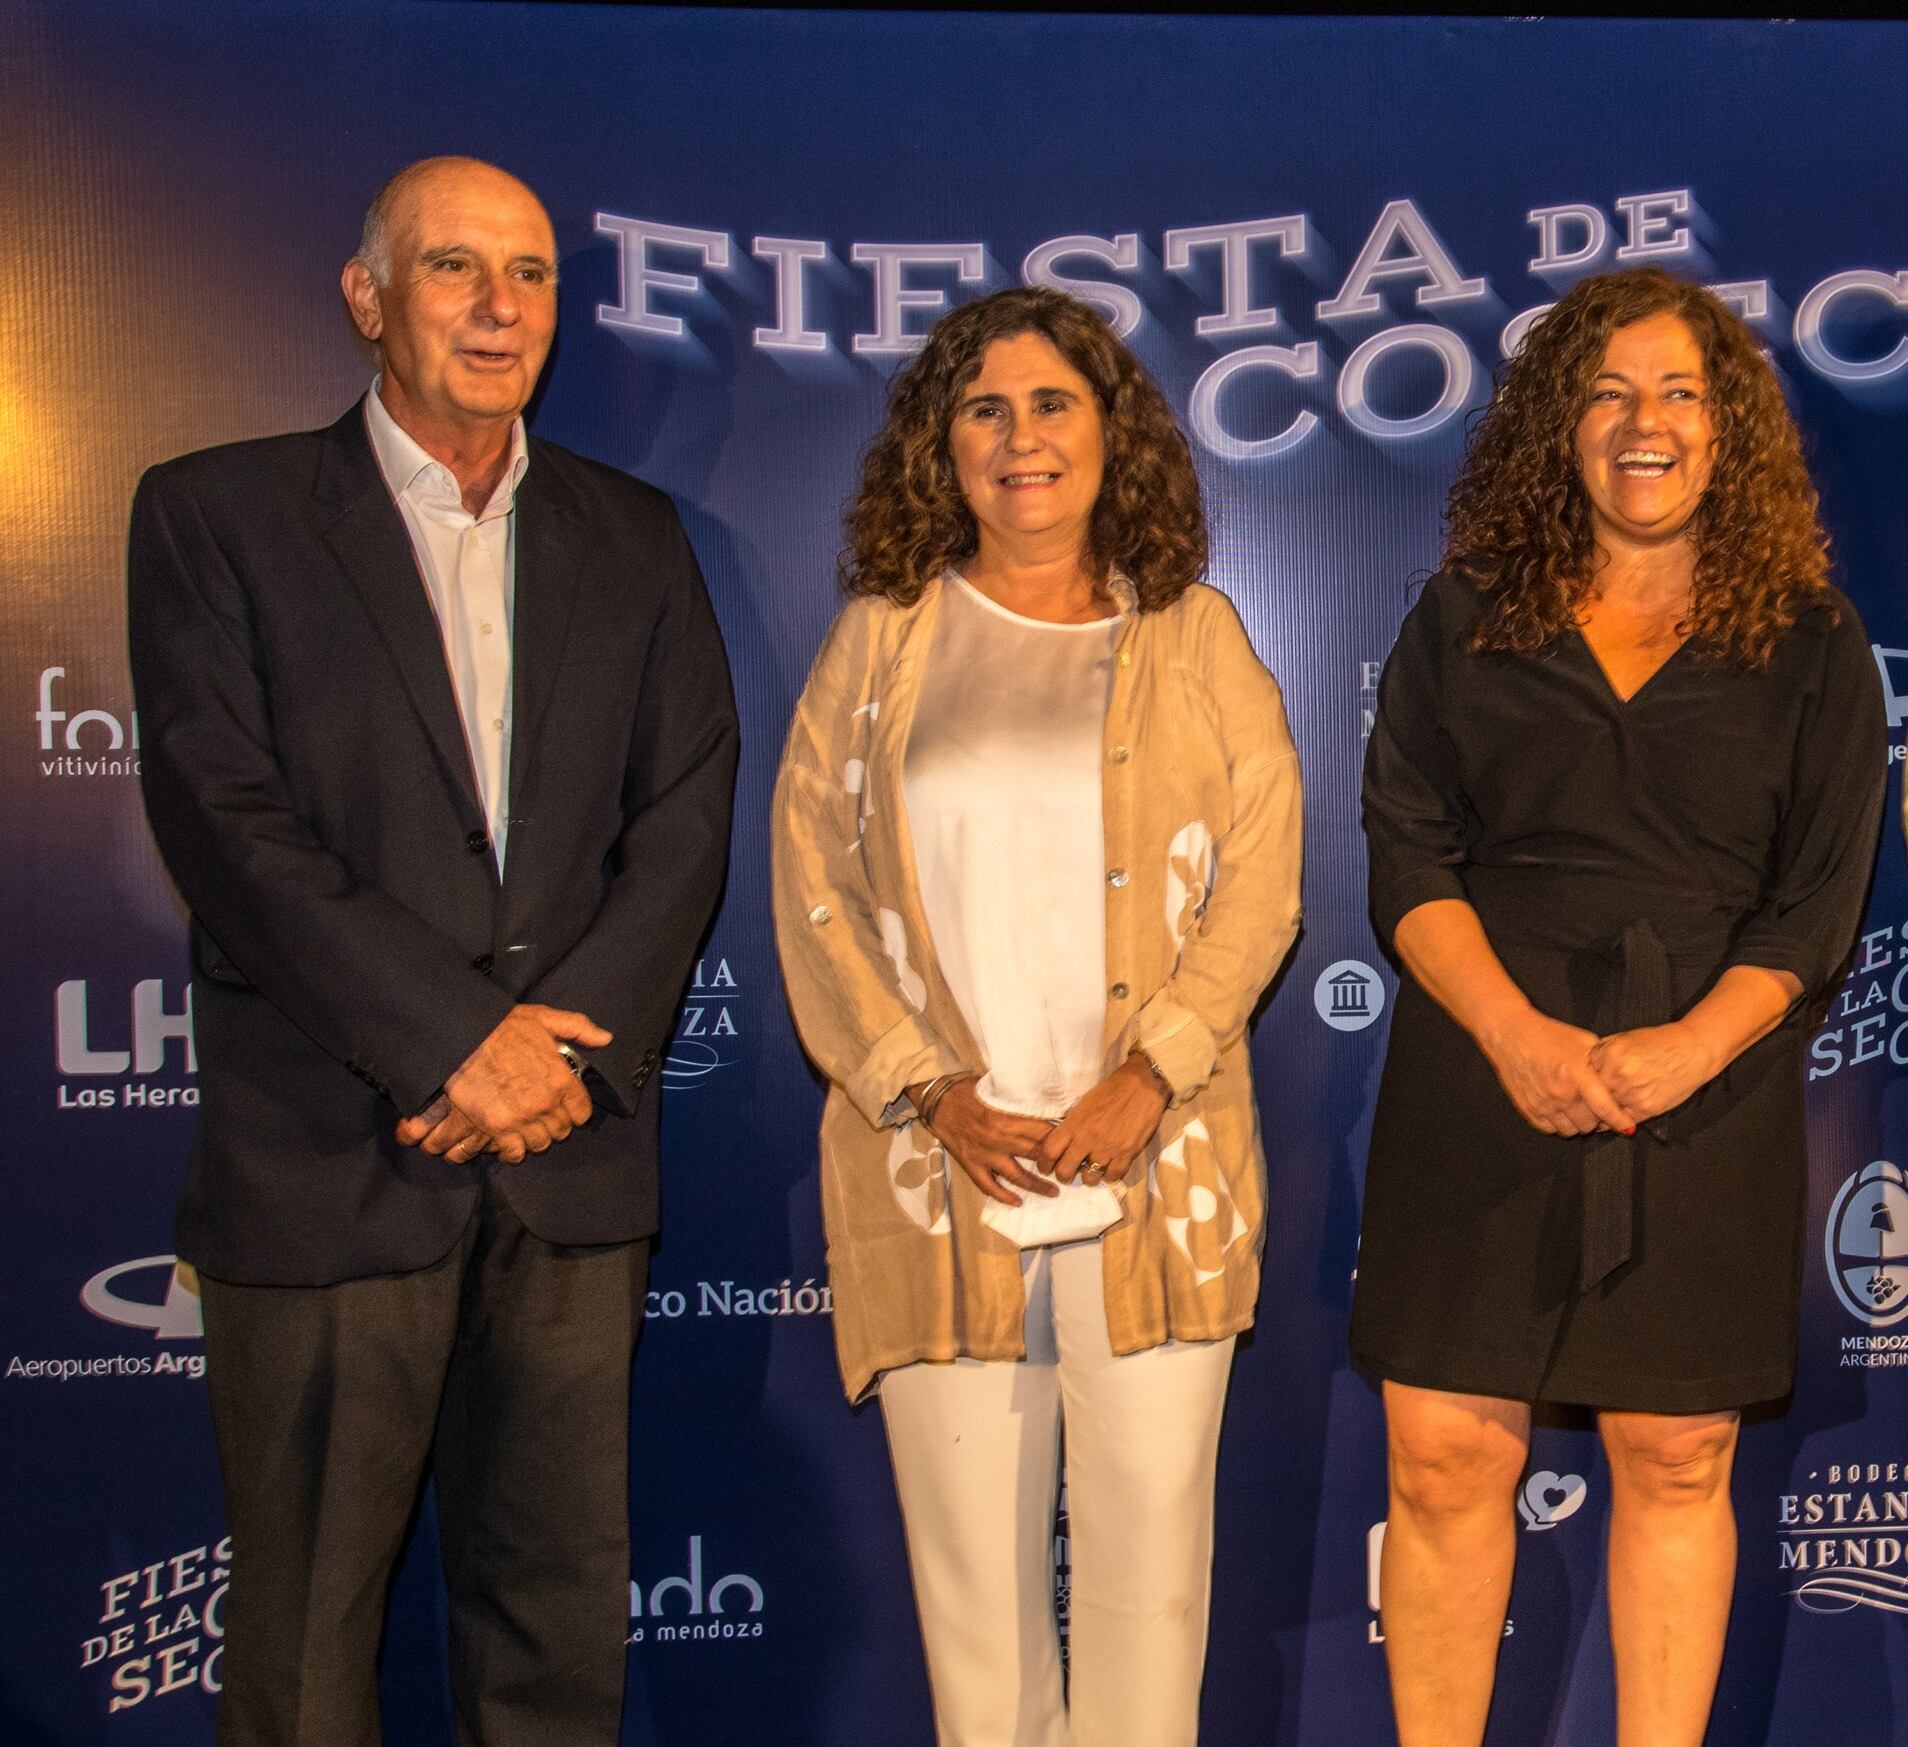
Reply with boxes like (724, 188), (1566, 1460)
(1518, 1469), (1588, 1530)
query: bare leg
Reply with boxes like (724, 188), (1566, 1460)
(1600, 1410), (1740, 1747)
(1378, 1382), (1531, 1747)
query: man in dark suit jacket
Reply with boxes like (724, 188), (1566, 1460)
(126, 157), (737, 1746)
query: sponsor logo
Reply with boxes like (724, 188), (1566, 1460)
(1315, 960), (1386, 1033)
(643, 1278), (833, 1323)
(664, 955), (740, 1089)
(81, 1256), (204, 1340)
(1517, 1469), (1588, 1531)
(6, 1257), (205, 1383)
(1825, 1161), (1908, 1332)
(1055, 1482), (1072, 1667)
(1367, 1466), (1585, 1641)
(54, 978), (198, 1112)
(83, 1537), (229, 1713)
(36, 667), (141, 778)
(628, 1537), (766, 1645)
(1779, 1463), (1908, 1615)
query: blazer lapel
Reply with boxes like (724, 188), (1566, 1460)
(505, 457), (585, 837)
(314, 404), (484, 824)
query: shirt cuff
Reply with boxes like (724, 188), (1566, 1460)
(1374, 866), (1470, 946)
(847, 1013), (965, 1132)
(1133, 993), (1219, 1105)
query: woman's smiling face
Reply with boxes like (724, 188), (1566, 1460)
(948, 331), (1106, 560)
(1575, 311), (1717, 555)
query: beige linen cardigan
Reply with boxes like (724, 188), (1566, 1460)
(772, 576), (1303, 1402)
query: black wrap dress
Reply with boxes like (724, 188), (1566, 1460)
(1350, 571), (1887, 1413)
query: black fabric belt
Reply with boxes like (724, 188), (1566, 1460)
(1579, 918), (1675, 1291)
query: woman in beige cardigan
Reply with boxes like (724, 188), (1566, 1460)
(772, 288), (1302, 1747)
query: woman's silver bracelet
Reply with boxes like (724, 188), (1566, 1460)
(916, 1072), (970, 1128)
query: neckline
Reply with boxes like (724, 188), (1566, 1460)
(1570, 626), (1689, 707)
(947, 571), (1126, 632)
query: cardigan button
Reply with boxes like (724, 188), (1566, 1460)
(1106, 868), (1129, 889)
(1116, 650), (1132, 669)
(1109, 981), (1130, 1000)
(809, 904), (833, 925)
(1109, 745), (1129, 764)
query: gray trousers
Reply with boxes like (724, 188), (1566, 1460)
(198, 1172), (648, 1747)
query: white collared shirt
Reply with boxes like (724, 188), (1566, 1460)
(363, 382), (528, 873)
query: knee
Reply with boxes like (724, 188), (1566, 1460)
(1386, 1414), (1524, 1523)
(1604, 1415), (1738, 1510)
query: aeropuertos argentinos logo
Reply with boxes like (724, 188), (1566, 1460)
(5, 1256), (204, 1384)
(664, 954), (741, 1089)
(54, 977), (198, 1112)
(36, 666), (140, 778)
(1779, 1459), (1908, 1616)
(628, 1537), (765, 1645)
(1826, 1161), (1908, 1350)
(84, 1537), (228, 1712)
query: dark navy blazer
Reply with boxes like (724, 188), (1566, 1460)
(128, 401), (738, 1284)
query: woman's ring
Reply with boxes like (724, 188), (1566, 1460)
(1082, 1162), (1108, 1183)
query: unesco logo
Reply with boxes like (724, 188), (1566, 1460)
(1825, 1161), (1908, 1327)
(1313, 960), (1386, 1033)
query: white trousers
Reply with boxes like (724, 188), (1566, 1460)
(879, 1239), (1237, 1747)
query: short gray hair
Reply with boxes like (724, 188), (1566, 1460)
(354, 155), (500, 285)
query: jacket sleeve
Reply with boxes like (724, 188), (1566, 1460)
(772, 604), (966, 1129)
(1723, 603), (1887, 1002)
(1131, 592), (1305, 1101)
(523, 506), (740, 1113)
(127, 463), (516, 1115)
(1361, 578), (1471, 947)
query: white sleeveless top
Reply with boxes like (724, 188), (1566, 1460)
(903, 573), (1123, 1124)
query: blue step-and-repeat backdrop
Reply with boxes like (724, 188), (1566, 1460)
(3, 5), (1905, 1743)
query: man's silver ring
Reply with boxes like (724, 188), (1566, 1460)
(555, 1043), (586, 1079)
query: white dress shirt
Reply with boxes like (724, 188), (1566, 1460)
(363, 382), (528, 873)
(903, 572), (1126, 1244)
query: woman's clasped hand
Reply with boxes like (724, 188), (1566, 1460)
(915, 1055), (1171, 1203)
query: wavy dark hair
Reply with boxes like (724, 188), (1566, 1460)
(840, 287), (1206, 610)
(1447, 266), (1832, 666)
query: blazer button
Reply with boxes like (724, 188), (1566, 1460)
(466, 830), (490, 856)
(472, 953), (494, 975)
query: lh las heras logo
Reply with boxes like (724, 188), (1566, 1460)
(55, 977), (198, 1111)
(1825, 1160), (1908, 1337)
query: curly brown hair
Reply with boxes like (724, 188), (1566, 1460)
(840, 287), (1206, 610)
(1446, 266), (1832, 666)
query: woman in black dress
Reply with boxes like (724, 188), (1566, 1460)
(1353, 267), (1886, 1747)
